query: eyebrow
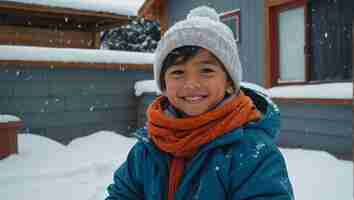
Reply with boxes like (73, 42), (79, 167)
(199, 60), (220, 65)
(196, 56), (222, 66)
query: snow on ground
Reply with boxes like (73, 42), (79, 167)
(0, 131), (135, 200)
(3, 0), (145, 16)
(0, 132), (352, 200)
(280, 148), (352, 200)
(0, 45), (154, 65)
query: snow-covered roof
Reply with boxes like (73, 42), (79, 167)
(268, 83), (352, 100)
(134, 80), (353, 100)
(3, 0), (146, 16)
(134, 80), (270, 97)
(0, 114), (21, 123)
(0, 45), (154, 65)
(134, 80), (160, 96)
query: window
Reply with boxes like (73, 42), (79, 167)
(309, 0), (352, 82)
(220, 9), (240, 42)
(278, 6), (306, 82)
(265, 0), (352, 87)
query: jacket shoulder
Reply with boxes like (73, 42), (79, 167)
(227, 129), (293, 196)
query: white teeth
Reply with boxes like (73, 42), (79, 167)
(184, 96), (203, 101)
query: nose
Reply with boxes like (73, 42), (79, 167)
(183, 73), (201, 89)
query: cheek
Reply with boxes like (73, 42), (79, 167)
(210, 79), (230, 99)
(213, 84), (227, 98)
(163, 79), (180, 97)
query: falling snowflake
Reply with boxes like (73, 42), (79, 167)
(256, 143), (266, 150)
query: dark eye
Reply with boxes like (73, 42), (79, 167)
(171, 70), (184, 74)
(201, 68), (215, 73)
(170, 69), (184, 75)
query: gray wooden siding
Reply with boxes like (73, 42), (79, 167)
(275, 102), (352, 159)
(0, 64), (153, 144)
(167, 0), (265, 86)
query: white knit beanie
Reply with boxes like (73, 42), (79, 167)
(154, 6), (242, 93)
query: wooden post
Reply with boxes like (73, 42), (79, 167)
(0, 119), (23, 159)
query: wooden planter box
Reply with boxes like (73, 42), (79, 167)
(0, 121), (23, 159)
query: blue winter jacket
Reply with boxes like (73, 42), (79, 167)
(106, 87), (294, 200)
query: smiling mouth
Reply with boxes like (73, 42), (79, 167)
(182, 96), (207, 103)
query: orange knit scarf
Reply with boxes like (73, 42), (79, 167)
(147, 91), (261, 200)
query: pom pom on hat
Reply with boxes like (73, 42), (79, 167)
(187, 6), (220, 22)
(154, 6), (242, 93)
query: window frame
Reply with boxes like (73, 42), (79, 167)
(266, 0), (309, 87)
(219, 9), (241, 43)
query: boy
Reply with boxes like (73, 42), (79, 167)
(106, 6), (294, 200)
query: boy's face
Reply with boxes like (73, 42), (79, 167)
(163, 49), (231, 116)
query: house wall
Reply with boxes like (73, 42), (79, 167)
(164, 0), (352, 159)
(0, 64), (153, 144)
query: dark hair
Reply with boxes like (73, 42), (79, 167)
(160, 46), (201, 90)
(160, 46), (232, 91)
